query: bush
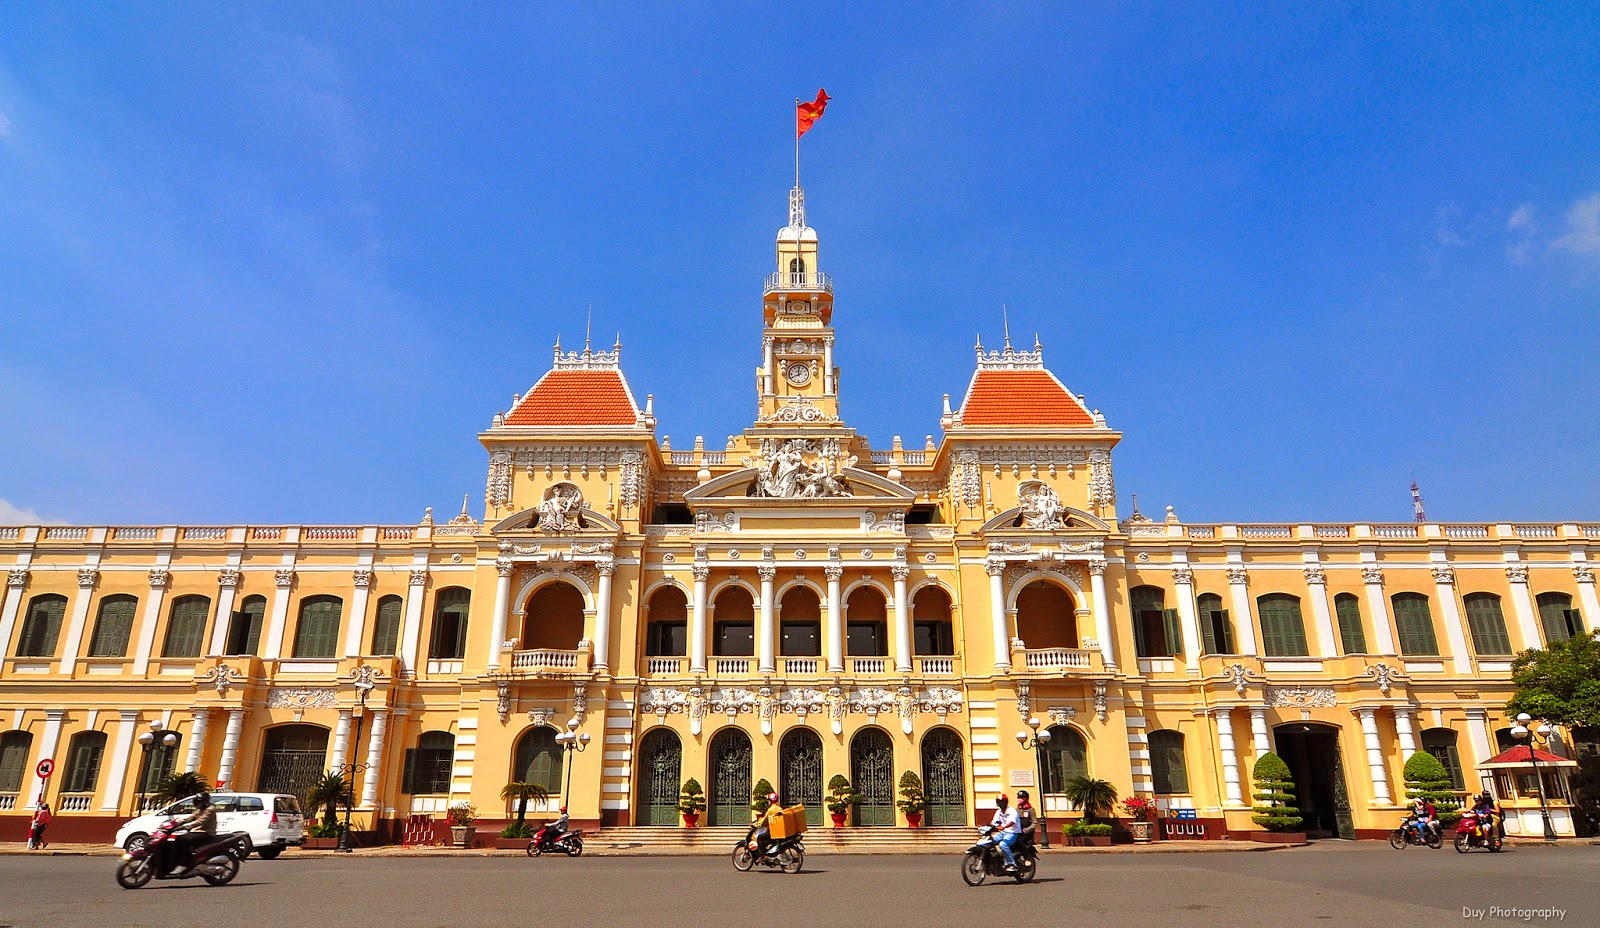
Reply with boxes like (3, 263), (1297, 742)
(751, 778), (776, 814)
(447, 802), (477, 826)
(1404, 752), (1461, 812)
(307, 821), (345, 839)
(677, 778), (707, 816)
(1063, 822), (1114, 837)
(500, 822), (535, 839)
(896, 770), (925, 815)
(1062, 776), (1119, 821)
(1250, 752), (1304, 832)
(826, 774), (861, 815)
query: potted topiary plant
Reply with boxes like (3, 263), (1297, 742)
(1249, 752), (1306, 844)
(826, 774), (861, 827)
(678, 777), (706, 827)
(750, 778), (777, 820)
(1404, 751), (1462, 832)
(447, 802), (478, 848)
(897, 770), (926, 827)
(1121, 796), (1157, 843)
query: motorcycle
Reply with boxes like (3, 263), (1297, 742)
(1387, 814), (1443, 850)
(116, 819), (248, 889)
(1454, 811), (1503, 853)
(525, 821), (584, 857)
(961, 826), (1037, 886)
(731, 824), (805, 874)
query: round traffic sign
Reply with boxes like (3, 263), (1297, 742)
(35, 758), (54, 778)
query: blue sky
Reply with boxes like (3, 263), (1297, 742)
(2, 3), (1598, 526)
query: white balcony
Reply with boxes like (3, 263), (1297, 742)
(784, 657), (820, 675)
(509, 649), (581, 673)
(646, 657), (684, 675)
(713, 657), (753, 675)
(849, 657), (888, 674)
(57, 793), (94, 812)
(763, 271), (832, 294)
(1021, 648), (1095, 671)
(917, 656), (955, 675)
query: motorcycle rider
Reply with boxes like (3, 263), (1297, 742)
(1014, 790), (1037, 849)
(989, 793), (1021, 873)
(749, 792), (784, 859)
(539, 805), (571, 852)
(168, 792), (217, 875)
(1469, 792), (1498, 838)
(1406, 796), (1438, 842)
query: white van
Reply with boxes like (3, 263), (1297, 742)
(114, 792), (305, 859)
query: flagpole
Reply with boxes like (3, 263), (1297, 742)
(794, 97), (801, 188)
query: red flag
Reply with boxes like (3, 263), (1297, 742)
(796, 89), (831, 139)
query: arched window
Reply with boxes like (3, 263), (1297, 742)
(0, 731), (34, 792)
(161, 595), (211, 658)
(1391, 593), (1439, 656)
(1148, 730), (1189, 795)
(403, 732), (456, 795)
(1256, 594), (1309, 658)
(1015, 581), (1078, 650)
(16, 594), (67, 658)
(912, 586), (954, 656)
(292, 595), (343, 659)
(1196, 592), (1234, 655)
(370, 595), (403, 656)
(512, 727), (563, 795)
(713, 586), (755, 656)
(88, 594), (138, 658)
(1130, 586), (1179, 658)
(62, 731), (107, 794)
(1462, 593), (1513, 656)
(645, 586), (688, 657)
(1041, 725), (1087, 794)
(1333, 592), (1367, 655)
(788, 256), (806, 277)
(1536, 592), (1584, 645)
(1421, 728), (1465, 791)
(226, 595), (267, 656)
(521, 584), (583, 653)
(846, 586), (887, 657)
(430, 587), (472, 659)
(780, 585), (822, 657)
(1494, 727), (1518, 754)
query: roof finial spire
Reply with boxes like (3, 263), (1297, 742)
(1002, 304), (1011, 350)
(460, 493), (470, 518)
(585, 306), (593, 351)
(1411, 481), (1427, 523)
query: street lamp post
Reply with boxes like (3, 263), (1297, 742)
(135, 722), (180, 814)
(1510, 712), (1558, 843)
(1015, 717), (1052, 848)
(554, 717), (591, 813)
(337, 675), (378, 853)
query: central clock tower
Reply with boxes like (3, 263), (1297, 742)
(756, 185), (841, 425)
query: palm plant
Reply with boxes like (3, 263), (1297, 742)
(305, 772), (351, 829)
(1063, 775), (1119, 822)
(501, 780), (550, 827)
(152, 771), (210, 806)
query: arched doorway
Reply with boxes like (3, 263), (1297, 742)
(921, 728), (966, 827)
(1015, 580), (1078, 650)
(636, 728), (682, 825)
(708, 727), (752, 826)
(851, 728), (895, 825)
(256, 724), (329, 800)
(1273, 722), (1355, 839)
(521, 582), (585, 651)
(512, 727), (563, 810)
(780, 728), (824, 826)
(779, 586), (822, 657)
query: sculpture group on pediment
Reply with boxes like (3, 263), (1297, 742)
(537, 482), (585, 532)
(749, 438), (853, 499)
(1016, 480), (1065, 530)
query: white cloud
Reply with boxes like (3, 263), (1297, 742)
(0, 499), (66, 525)
(1505, 204), (1537, 265)
(1506, 204), (1535, 232)
(1552, 192), (1600, 257)
(1432, 204), (1467, 247)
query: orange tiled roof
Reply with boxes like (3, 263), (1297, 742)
(959, 370), (1095, 427)
(503, 369), (638, 427)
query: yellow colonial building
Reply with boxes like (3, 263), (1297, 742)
(2, 184), (1595, 845)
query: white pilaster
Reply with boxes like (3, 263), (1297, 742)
(988, 560), (1010, 672)
(1362, 561), (1398, 655)
(1248, 706), (1271, 759)
(762, 337), (774, 395)
(400, 565), (428, 675)
(1302, 561), (1338, 658)
(593, 560), (614, 672)
(757, 565), (776, 674)
(183, 709), (210, 773)
(1464, 708), (1494, 782)
(343, 566), (374, 659)
(1214, 708), (1243, 806)
(216, 709), (246, 788)
(892, 565), (911, 673)
(330, 709), (352, 773)
(1356, 707), (1392, 805)
(360, 709), (388, 808)
(1430, 562), (1473, 673)
(487, 560), (513, 670)
(100, 711), (141, 812)
(1226, 563), (1258, 655)
(823, 339), (835, 394)
(207, 569), (242, 657)
(131, 568), (171, 674)
(824, 565), (843, 673)
(690, 566), (709, 674)
(1171, 565), (1201, 671)
(57, 564), (101, 674)
(1573, 564), (1599, 633)
(1394, 705), (1418, 759)
(29, 710), (65, 804)
(262, 560), (296, 661)
(0, 567), (30, 656)
(1503, 563), (1542, 650)
(1089, 559), (1114, 669)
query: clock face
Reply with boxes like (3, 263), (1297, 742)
(785, 361), (812, 386)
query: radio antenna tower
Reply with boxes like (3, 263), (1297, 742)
(1411, 481), (1427, 523)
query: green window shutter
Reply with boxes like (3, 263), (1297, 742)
(89, 596), (137, 658)
(1536, 595), (1574, 644)
(1463, 595), (1512, 656)
(1149, 731), (1188, 794)
(293, 598), (343, 659)
(1392, 594), (1439, 656)
(0, 733), (33, 792)
(18, 596), (67, 657)
(1198, 601), (1219, 655)
(1258, 595), (1309, 657)
(401, 748), (417, 794)
(64, 734), (105, 793)
(1566, 609), (1585, 638)
(1215, 609), (1235, 654)
(1334, 594), (1367, 655)
(162, 597), (210, 658)
(1161, 608), (1183, 658)
(372, 597), (402, 656)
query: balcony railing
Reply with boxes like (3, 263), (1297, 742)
(0, 793), (15, 811)
(762, 271), (833, 294)
(713, 657), (753, 675)
(646, 657), (684, 675)
(58, 793), (94, 812)
(917, 656), (955, 675)
(1021, 648), (1095, 671)
(509, 649), (580, 672)
(849, 657), (887, 674)
(784, 657), (821, 675)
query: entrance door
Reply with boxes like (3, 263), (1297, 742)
(780, 728), (824, 826)
(922, 728), (966, 826)
(851, 728), (895, 825)
(1274, 724), (1352, 839)
(637, 729), (682, 826)
(708, 728), (752, 826)
(256, 725), (329, 800)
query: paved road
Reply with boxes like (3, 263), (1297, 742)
(0, 842), (1592, 928)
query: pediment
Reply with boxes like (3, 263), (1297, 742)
(684, 466), (916, 502)
(980, 505), (1112, 534)
(491, 505), (623, 535)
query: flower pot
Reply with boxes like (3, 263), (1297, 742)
(683, 812), (700, 828)
(450, 825), (476, 848)
(1246, 831), (1306, 845)
(904, 811), (923, 828)
(1128, 821), (1154, 844)
(1067, 835), (1113, 847)
(830, 811), (848, 827)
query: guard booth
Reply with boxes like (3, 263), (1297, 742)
(1478, 746), (1579, 838)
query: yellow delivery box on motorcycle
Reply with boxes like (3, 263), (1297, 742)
(769, 805), (808, 840)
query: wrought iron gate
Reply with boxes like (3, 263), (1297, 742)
(637, 729), (682, 826)
(921, 728), (966, 826)
(781, 729), (824, 826)
(256, 750), (328, 800)
(852, 728), (895, 825)
(1330, 735), (1356, 839)
(708, 728), (752, 826)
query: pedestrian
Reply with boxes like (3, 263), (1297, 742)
(27, 802), (51, 850)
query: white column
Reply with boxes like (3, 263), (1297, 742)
(1214, 708), (1243, 806)
(1394, 706), (1418, 759)
(400, 568), (428, 674)
(892, 565), (911, 673)
(1089, 559), (1114, 669)
(1501, 566), (1542, 649)
(762, 337), (774, 394)
(757, 565), (777, 673)
(216, 709), (246, 788)
(1464, 708), (1494, 784)
(207, 570), (242, 657)
(360, 709), (388, 808)
(1248, 706), (1271, 759)
(1303, 564), (1339, 657)
(690, 566), (709, 674)
(342, 568), (374, 659)
(487, 560), (513, 670)
(1573, 565), (1599, 633)
(183, 709), (210, 773)
(593, 561), (614, 672)
(987, 559), (1010, 672)
(262, 567), (295, 661)
(100, 711), (141, 812)
(131, 570), (171, 674)
(329, 709), (353, 774)
(1171, 566), (1201, 670)
(0, 569), (29, 656)
(1227, 566), (1258, 654)
(823, 339), (835, 394)
(1356, 707), (1392, 805)
(29, 710), (65, 804)
(824, 565), (844, 673)
(1431, 566), (1473, 673)
(1363, 565), (1398, 655)
(57, 567), (100, 674)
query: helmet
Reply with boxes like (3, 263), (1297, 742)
(1479, 791), (1493, 802)
(1016, 790), (1030, 800)
(995, 793), (1009, 806)
(559, 805), (567, 813)
(194, 792), (211, 808)
(768, 792), (779, 804)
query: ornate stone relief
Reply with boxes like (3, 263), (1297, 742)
(1504, 565), (1529, 583)
(1431, 566), (1456, 585)
(486, 450), (514, 510)
(1225, 567), (1249, 585)
(266, 687), (336, 710)
(409, 568), (429, 587)
(572, 682), (589, 722)
(1302, 566), (1326, 585)
(760, 399), (838, 424)
(217, 568), (240, 589)
(1015, 680), (1030, 720)
(144, 568), (167, 589)
(1264, 686), (1336, 709)
(1046, 706), (1076, 726)
(862, 510), (906, 534)
(1362, 663), (1408, 696)
(1575, 565), (1596, 583)
(196, 665), (246, 699)
(1016, 480), (1065, 530)
(1209, 662), (1265, 698)
(537, 482), (586, 532)
(1171, 566), (1194, 585)
(1088, 450), (1115, 509)
(747, 438), (854, 498)
(1361, 566), (1384, 585)
(352, 568), (374, 588)
(6, 569), (27, 588)
(696, 511), (738, 533)
(275, 568), (296, 589)
(955, 451), (981, 509)
(526, 706), (557, 728)
(619, 451), (644, 509)
(497, 682), (510, 724)
(76, 567), (99, 588)
(1092, 681), (1108, 722)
